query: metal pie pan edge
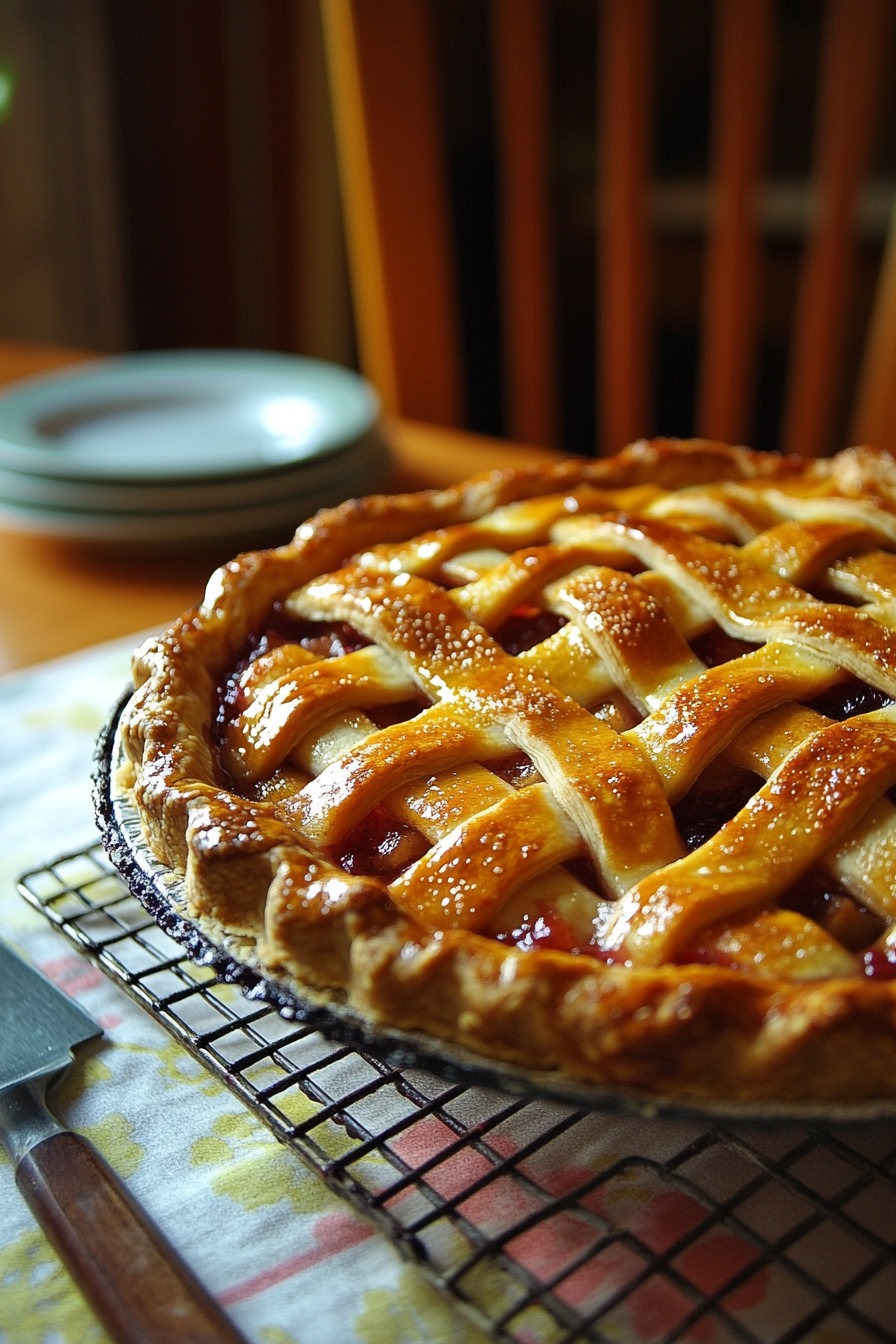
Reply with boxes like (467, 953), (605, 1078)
(93, 689), (896, 1127)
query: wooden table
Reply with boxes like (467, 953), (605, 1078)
(0, 341), (561, 674)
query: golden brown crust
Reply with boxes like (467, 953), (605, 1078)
(120, 437), (896, 1104)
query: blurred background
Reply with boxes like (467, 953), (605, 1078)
(1, 0), (894, 458)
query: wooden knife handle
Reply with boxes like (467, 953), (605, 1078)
(17, 1130), (245, 1344)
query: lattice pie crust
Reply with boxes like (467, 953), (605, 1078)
(120, 439), (896, 1103)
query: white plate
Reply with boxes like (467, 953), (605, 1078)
(0, 350), (378, 481)
(0, 438), (389, 543)
(0, 430), (384, 513)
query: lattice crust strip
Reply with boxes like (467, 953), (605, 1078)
(119, 440), (896, 1104)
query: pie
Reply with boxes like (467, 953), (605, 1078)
(118, 437), (896, 1105)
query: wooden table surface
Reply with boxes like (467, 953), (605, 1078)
(0, 341), (561, 674)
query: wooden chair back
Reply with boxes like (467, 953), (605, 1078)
(321, 0), (893, 457)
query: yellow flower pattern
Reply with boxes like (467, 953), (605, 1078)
(0, 1229), (110, 1344)
(356, 1266), (491, 1344)
(78, 1113), (144, 1179)
(191, 1111), (336, 1218)
(152, 1039), (226, 1096)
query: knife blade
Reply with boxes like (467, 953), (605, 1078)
(0, 939), (245, 1344)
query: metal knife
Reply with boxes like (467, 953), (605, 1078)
(0, 938), (245, 1344)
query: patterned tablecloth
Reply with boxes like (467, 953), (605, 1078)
(1, 636), (894, 1344)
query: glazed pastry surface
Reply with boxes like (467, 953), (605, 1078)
(122, 438), (896, 1102)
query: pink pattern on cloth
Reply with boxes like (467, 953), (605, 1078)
(386, 1116), (770, 1342)
(218, 1210), (373, 1306)
(39, 954), (106, 997)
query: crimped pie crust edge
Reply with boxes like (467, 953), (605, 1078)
(117, 438), (896, 1105)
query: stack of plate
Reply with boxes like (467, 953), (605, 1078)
(0, 350), (386, 547)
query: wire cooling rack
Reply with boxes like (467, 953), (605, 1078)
(19, 843), (896, 1344)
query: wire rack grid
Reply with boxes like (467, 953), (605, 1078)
(18, 842), (896, 1344)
